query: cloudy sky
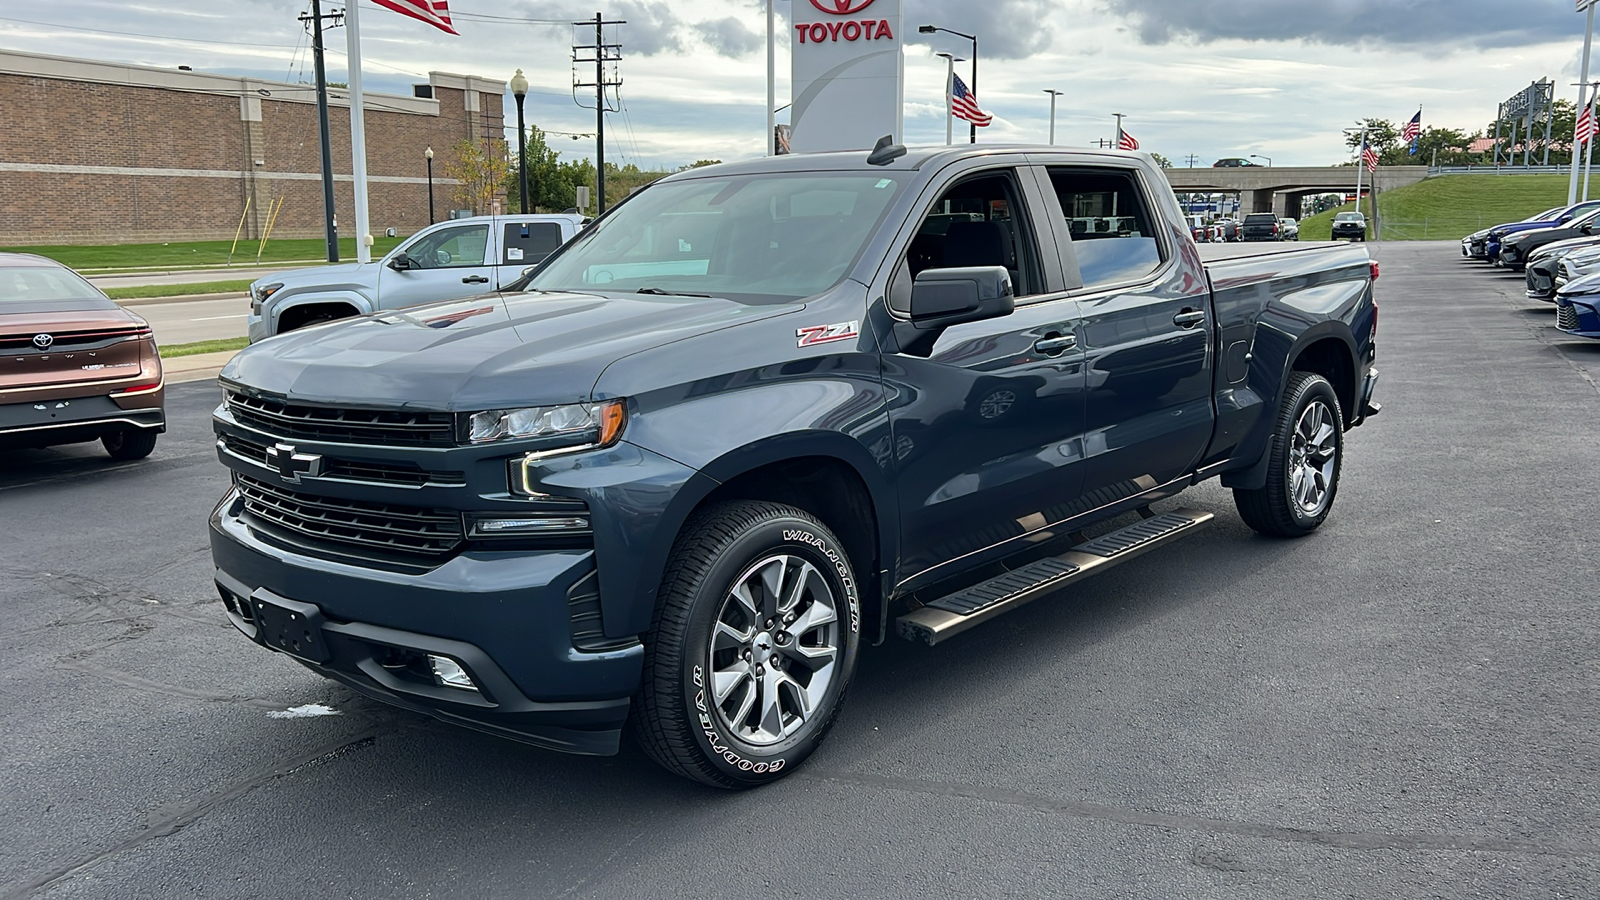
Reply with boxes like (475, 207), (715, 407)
(2, 0), (1588, 168)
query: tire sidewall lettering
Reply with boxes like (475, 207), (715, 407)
(781, 528), (861, 635)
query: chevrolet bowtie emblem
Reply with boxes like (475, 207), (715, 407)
(265, 442), (324, 483)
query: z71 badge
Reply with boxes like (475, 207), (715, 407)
(796, 321), (860, 348)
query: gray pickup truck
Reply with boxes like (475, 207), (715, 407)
(211, 142), (1379, 788)
(246, 214), (584, 341)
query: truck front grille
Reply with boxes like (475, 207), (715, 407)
(236, 474), (464, 563)
(219, 433), (466, 487)
(226, 391), (455, 447)
(1558, 303), (1581, 331)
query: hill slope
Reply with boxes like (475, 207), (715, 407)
(1297, 174), (1576, 241)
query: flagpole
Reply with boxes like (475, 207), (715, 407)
(1354, 121), (1367, 221)
(1587, 90), (1597, 200)
(1114, 112), (1124, 148)
(345, 0), (373, 264)
(1573, 0), (1595, 205)
(766, 0), (775, 156)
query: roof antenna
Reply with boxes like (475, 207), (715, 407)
(867, 134), (906, 166)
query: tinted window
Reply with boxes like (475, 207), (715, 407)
(1243, 214), (1277, 225)
(0, 265), (104, 303)
(1334, 213), (1364, 222)
(892, 170), (1042, 313)
(531, 173), (907, 303)
(1046, 168), (1164, 290)
(502, 222), (565, 265)
(403, 224), (489, 269)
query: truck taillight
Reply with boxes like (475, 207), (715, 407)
(1369, 261), (1380, 281)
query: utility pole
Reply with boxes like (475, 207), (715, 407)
(1092, 138), (1114, 148)
(1576, 0), (1596, 204)
(573, 13), (624, 215)
(300, 1), (343, 262)
(1184, 153), (1200, 168)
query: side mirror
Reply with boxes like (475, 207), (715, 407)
(387, 253), (414, 271)
(1584, 223), (1596, 235)
(909, 266), (1015, 329)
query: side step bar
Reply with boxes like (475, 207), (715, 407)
(895, 508), (1214, 646)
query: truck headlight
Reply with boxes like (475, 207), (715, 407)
(253, 282), (284, 303)
(465, 400), (626, 448)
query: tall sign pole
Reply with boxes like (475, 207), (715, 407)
(766, 0), (776, 156)
(305, 0), (340, 262)
(1572, 0), (1596, 205)
(344, 0), (373, 263)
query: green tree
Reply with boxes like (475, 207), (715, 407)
(442, 138), (510, 215)
(1148, 152), (1174, 168)
(678, 159), (722, 170)
(1344, 118), (1402, 158)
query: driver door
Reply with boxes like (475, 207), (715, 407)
(377, 222), (494, 311)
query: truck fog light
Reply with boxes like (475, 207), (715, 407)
(468, 514), (590, 538)
(428, 655), (479, 691)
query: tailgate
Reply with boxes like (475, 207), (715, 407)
(0, 322), (151, 393)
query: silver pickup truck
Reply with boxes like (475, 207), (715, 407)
(247, 214), (585, 342)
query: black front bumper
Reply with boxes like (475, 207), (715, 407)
(0, 395), (164, 449)
(210, 491), (642, 755)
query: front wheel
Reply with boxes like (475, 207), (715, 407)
(1233, 372), (1343, 537)
(635, 500), (862, 788)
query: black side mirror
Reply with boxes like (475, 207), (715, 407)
(387, 253), (414, 271)
(1584, 223), (1595, 235)
(909, 266), (1015, 328)
(893, 266), (1015, 356)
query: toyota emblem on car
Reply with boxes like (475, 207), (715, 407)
(33, 333), (53, 349)
(810, 0), (874, 13)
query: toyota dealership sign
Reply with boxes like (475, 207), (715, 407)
(790, 0), (903, 153)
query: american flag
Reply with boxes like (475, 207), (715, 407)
(1117, 130), (1140, 151)
(1577, 104), (1598, 145)
(1402, 110), (1421, 156)
(950, 74), (993, 127)
(374, 0), (459, 34)
(1362, 141), (1380, 173)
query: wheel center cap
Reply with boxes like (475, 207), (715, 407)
(753, 631), (773, 654)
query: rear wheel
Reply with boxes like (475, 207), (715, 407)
(635, 500), (861, 788)
(1233, 372), (1343, 537)
(102, 429), (158, 460)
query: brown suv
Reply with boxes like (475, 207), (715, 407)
(1, 253), (164, 459)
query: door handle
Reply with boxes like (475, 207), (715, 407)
(1033, 334), (1077, 355)
(462, 275), (490, 284)
(1173, 309), (1207, 328)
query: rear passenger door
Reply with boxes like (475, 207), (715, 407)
(1040, 164), (1214, 502)
(879, 162), (1089, 585)
(498, 221), (568, 286)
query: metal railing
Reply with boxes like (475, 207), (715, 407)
(1427, 164), (1575, 175)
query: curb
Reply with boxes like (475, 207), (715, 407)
(163, 349), (239, 384)
(119, 292), (248, 307)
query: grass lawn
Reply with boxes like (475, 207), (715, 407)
(160, 337), (249, 359)
(1298, 174), (1574, 241)
(104, 280), (254, 301)
(4, 236), (406, 271)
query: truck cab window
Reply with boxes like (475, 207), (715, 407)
(893, 172), (1041, 314)
(502, 222), (565, 265)
(404, 224), (489, 269)
(1047, 169), (1165, 290)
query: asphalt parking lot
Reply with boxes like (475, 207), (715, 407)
(3, 240), (1597, 899)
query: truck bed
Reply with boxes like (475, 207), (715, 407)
(1196, 241), (1350, 263)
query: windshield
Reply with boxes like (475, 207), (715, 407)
(529, 172), (908, 302)
(0, 264), (105, 303)
(1334, 213), (1364, 222)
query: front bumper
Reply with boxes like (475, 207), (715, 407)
(1331, 227), (1366, 240)
(1556, 297), (1600, 339)
(1526, 261), (1558, 301)
(0, 393), (164, 449)
(210, 490), (644, 754)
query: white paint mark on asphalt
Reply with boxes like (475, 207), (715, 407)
(268, 703), (341, 719)
(191, 314), (247, 321)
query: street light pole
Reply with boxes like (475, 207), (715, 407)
(1044, 89), (1062, 144)
(1250, 154), (1273, 166)
(425, 146), (435, 224)
(920, 25), (978, 143)
(510, 69), (529, 215)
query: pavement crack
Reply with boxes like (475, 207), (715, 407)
(809, 771), (1600, 860)
(1, 728), (383, 900)
(58, 660), (286, 709)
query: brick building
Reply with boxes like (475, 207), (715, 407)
(0, 49), (506, 245)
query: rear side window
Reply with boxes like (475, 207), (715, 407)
(503, 222), (566, 265)
(1243, 214), (1277, 225)
(1046, 168), (1165, 290)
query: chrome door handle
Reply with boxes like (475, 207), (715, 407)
(1173, 309), (1207, 328)
(462, 275), (490, 284)
(1034, 334), (1077, 355)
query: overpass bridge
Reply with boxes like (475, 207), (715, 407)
(1164, 166), (1430, 218)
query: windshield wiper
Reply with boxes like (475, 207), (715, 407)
(636, 287), (713, 298)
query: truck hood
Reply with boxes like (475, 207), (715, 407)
(221, 290), (801, 410)
(253, 262), (378, 294)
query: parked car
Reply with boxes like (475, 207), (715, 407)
(1524, 234), (1600, 300)
(1240, 213), (1285, 242)
(1462, 207), (1562, 259)
(1214, 217), (1241, 242)
(1497, 207), (1600, 271)
(1212, 158), (1257, 167)
(1483, 201), (1600, 265)
(1280, 218), (1300, 241)
(0, 253), (164, 458)
(209, 143), (1379, 787)
(1552, 244), (1600, 298)
(1555, 271), (1600, 339)
(1332, 211), (1368, 241)
(246, 214), (586, 342)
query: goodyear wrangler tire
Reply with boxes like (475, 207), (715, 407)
(635, 500), (861, 788)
